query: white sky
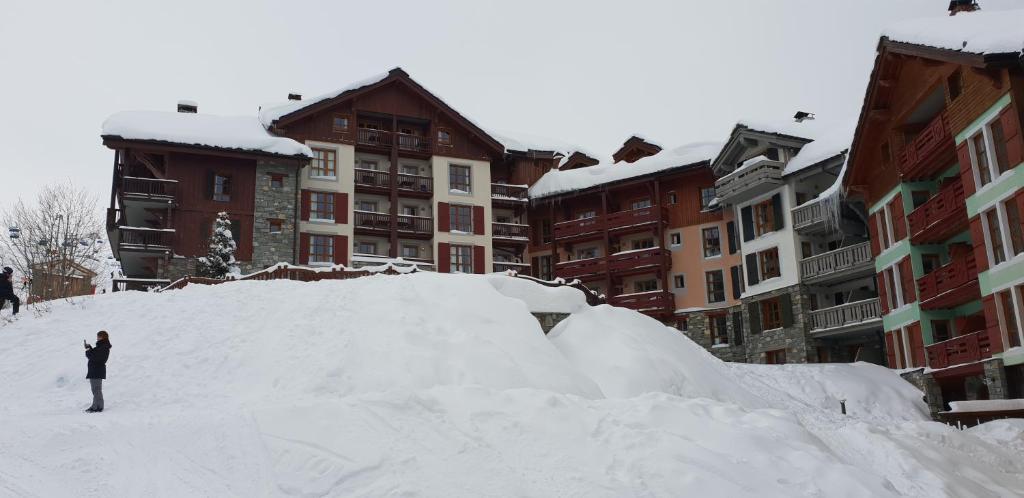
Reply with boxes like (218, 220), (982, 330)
(1, 0), (1019, 212)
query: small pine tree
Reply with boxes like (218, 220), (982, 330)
(197, 212), (238, 279)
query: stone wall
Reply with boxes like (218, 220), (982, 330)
(247, 160), (300, 273)
(983, 358), (1009, 400)
(680, 307), (746, 362)
(532, 312), (570, 334)
(901, 368), (944, 419)
(739, 284), (815, 364)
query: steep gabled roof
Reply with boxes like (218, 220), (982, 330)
(612, 135), (663, 163)
(259, 67), (505, 156)
(711, 119), (822, 172)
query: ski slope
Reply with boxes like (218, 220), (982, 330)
(0, 273), (1021, 497)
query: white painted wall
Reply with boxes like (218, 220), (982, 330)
(432, 155), (492, 271)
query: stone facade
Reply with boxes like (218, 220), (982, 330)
(901, 368), (944, 419)
(532, 312), (570, 334)
(983, 358), (1009, 400)
(679, 307), (746, 362)
(164, 255), (197, 284)
(247, 160), (299, 273)
(739, 284), (815, 364)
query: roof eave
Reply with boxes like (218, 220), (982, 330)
(101, 136), (312, 161)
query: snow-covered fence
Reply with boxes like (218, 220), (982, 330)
(160, 263), (416, 291)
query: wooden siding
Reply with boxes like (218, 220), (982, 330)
(946, 68), (1011, 136)
(660, 168), (724, 228)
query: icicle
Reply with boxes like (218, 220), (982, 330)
(817, 159), (848, 233)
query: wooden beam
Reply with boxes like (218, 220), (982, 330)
(132, 150), (165, 179)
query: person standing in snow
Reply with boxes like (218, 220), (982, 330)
(0, 267), (19, 316)
(84, 331), (111, 413)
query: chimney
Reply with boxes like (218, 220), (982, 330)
(177, 100), (198, 113)
(793, 111), (815, 123)
(288, 93), (302, 101)
(948, 0), (979, 15)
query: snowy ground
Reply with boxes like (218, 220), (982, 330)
(0, 273), (1022, 497)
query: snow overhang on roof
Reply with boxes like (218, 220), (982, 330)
(258, 70), (392, 129)
(882, 9), (1024, 58)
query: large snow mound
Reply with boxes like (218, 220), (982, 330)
(1, 273), (1022, 497)
(102, 111), (312, 157)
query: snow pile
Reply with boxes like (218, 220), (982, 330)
(783, 120), (856, 176)
(485, 273), (589, 313)
(1, 273), (1023, 497)
(883, 9), (1024, 56)
(530, 141), (722, 199)
(258, 70), (391, 128)
(102, 111), (312, 157)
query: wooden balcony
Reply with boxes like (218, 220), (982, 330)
(917, 249), (981, 310)
(607, 247), (670, 275)
(606, 206), (666, 232)
(355, 168), (432, 197)
(491, 183), (529, 204)
(554, 257), (607, 279)
(553, 215), (604, 241)
(493, 261), (530, 274)
(609, 290), (674, 315)
(926, 330), (992, 369)
(492, 222), (530, 241)
(792, 198), (828, 234)
(714, 158), (784, 204)
(896, 112), (956, 180)
(908, 179), (968, 244)
(396, 173), (432, 197)
(112, 278), (171, 292)
(809, 298), (882, 335)
(117, 226), (174, 251)
(353, 211), (433, 239)
(799, 242), (874, 284)
(121, 176), (177, 202)
(356, 129), (431, 154)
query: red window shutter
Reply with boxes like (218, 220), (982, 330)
(957, 142), (976, 197)
(1000, 106), (1022, 167)
(876, 273), (889, 315)
(907, 323), (925, 368)
(437, 242), (451, 272)
(299, 233), (310, 265)
(899, 257), (916, 304)
(300, 190), (311, 222)
(893, 328), (904, 367)
(473, 206), (485, 235)
(473, 245), (485, 274)
(890, 195), (906, 241)
(333, 235), (348, 265)
(438, 202), (450, 232)
(982, 295), (1005, 354)
(334, 193), (348, 224)
(969, 217), (989, 272)
(884, 331), (897, 368)
(867, 213), (881, 257)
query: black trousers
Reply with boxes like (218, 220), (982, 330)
(0, 294), (18, 315)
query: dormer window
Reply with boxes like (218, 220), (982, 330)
(437, 129), (452, 146)
(332, 114), (349, 132)
(765, 148), (780, 161)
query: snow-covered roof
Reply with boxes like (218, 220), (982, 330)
(883, 9), (1024, 56)
(102, 111), (313, 158)
(258, 70), (391, 128)
(529, 141), (722, 199)
(735, 118), (829, 142)
(487, 129), (598, 165)
(782, 121), (855, 176)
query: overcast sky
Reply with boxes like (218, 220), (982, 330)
(1, 0), (1018, 213)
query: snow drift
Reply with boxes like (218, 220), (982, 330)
(1, 273), (1022, 497)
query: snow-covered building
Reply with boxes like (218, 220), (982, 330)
(843, 7), (1024, 415)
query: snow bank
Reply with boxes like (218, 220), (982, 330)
(485, 273), (589, 313)
(530, 141), (721, 199)
(883, 9), (1024, 56)
(102, 111), (312, 157)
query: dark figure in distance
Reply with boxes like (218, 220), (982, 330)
(0, 267), (19, 315)
(85, 331), (111, 413)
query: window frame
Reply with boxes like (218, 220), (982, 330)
(332, 114), (350, 132)
(310, 191), (335, 221)
(761, 297), (783, 330)
(401, 244), (419, 259)
(631, 198), (652, 210)
(983, 199), (1024, 268)
(699, 187), (716, 210)
(669, 232), (682, 247)
(268, 218), (283, 234)
(310, 148), (337, 178)
(450, 244), (473, 273)
(753, 199), (775, 237)
(758, 247), (780, 281)
(309, 234), (334, 264)
(356, 241), (378, 255)
(437, 128), (452, 146)
(213, 173), (232, 202)
(705, 270), (725, 304)
(702, 226), (722, 258)
(709, 314), (729, 345)
(969, 116), (1013, 189)
(448, 164), (472, 193)
(673, 274), (685, 289)
(269, 174), (285, 189)
(450, 204), (473, 233)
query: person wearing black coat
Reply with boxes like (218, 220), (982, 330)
(85, 331), (111, 413)
(0, 267), (19, 315)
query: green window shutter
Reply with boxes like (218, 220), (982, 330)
(780, 293), (794, 328)
(732, 311), (744, 345)
(726, 221), (737, 254)
(730, 265), (741, 299)
(748, 302), (762, 335)
(745, 253), (759, 286)
(741, 206), (754, 241)
(772, 194), (784, 230)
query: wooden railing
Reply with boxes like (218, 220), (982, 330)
(491, 183), (529, 201)
(112, 278), (171, 292)
(907, 179), (967, 244)
(896, 112), (955, 180)
(917, 250), (979, 308)
(354, 211), (432, 235)
(926, 330), (992, 369)
(610, 290), (674, 313)
(606, 206), (665, 230)
(607, 247), (670, 273)
(554, 257), (607, 279)
(809, 298), (881, 332)
(492, 222), (530, 239)
(356, 128), (394, 148)
(396, 133), (431, 153)
(118, 227), (174, 249)
(396, 214), (432, 234)
(553, 215), (604, 239)
(714, 159), (784, 202)
(792, 198), (824, 231)
(354, 168), (390, 188)
(354, 211), (390, 230)
(122, 177), (177, 198)
(106, 207), (123, 231)
(356, 129), (431, 153)
(799, 242), (872, 281)
(396, 173), (432, 193)
(493, 261), (530, 273)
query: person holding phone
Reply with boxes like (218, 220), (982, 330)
(84, 331), (111, 413)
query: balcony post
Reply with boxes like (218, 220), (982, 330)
(602, 189), (612, 294)
(389, 115), (399, 258)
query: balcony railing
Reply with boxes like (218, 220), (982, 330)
(354, 211), (432, 235)
(356, 129), (431, 153)
(354, 168), (390, 188)
(799, 242), (873, 283)
(122, 176), (177, 199)
(357, 128), (393, 148)
(606, 206), (665, 231)
(907, 179), (967, 244)
(607, 247), (670, 273)
(118, 227), (174, 250)
(809, 298), (881, 333)
(491, 183), (529, 202)
(396, 133), (431, 153)
(554, 257), (606, 279)
(112, 278), (171, 292)
(396, 173), (432, 193)
(917, 249), (980, 309)
(610, 290), (674, 314)
(792, 198), (826, 233)
(492, 222), (530, 240)
(715, 158), (784, 203)
(926, 330), (992, 369)
(553, 215), (604, 240)
(396, 214), (433, 234)
(493, 261), (530, 273)
(896, 112), (955, 180)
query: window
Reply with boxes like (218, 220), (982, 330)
(764, 147), (780, 161)
(709, 314), (728, 345)
(577, 210), (596, 220)
(702, 227), (721, 258)
(541, 219), (552, 244)
(268, 219), (283, 234)
(357, 200), (378, 213)
(670, 232), (682, 246)
(450, 244), (473, 273)
(668, 192), (677, 205)
(332, 115), (349, 132)
(883, 266), (903, 309)
(449, 164), (472, 193)
(753, 199), (775, 236)
(578, 247), (598, 259)
(997, 289), (1021, 348)
(947, 69), (963, 101)
(932, 320), (951, 343)
(402, 205), (418, 216)
(911, 190), (930, 209)
(309, 235), (334, 264)
(269, 174), (285, 189)
(673, 274), (685, 289)
(761, 297), (782, 330)
(401, 164), (419, 175)
(311, 149), (336, 177)
(921, 254), (941, 274)
(987, 209), (1006, 265)
(973, 132), (992, 186)
(631, 238), (654, 250)
(537, 255), (552, 280)
(401, 244), (419, 258)
(310, 192), (335, 221)
(450, 205), (473, 232)
(705, 270), (725, 303)
(758, 248), (780, 280)
(213, 174), (231, 202)
(356, 241), (377, 255)
(1006, 200), (1024, 256)
(700, 187), (716, 209)
(631, 198), (652, 210)
(677, 317), (689, 332)
(801, 241), (813, 259)
(633, 279), (658, 293)
(437, 129), (452, 146)
(991, 120), (1012, 175)
(360, 160), (379, 171)
(765, 349), (787, 365)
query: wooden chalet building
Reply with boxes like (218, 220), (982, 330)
(844, 8), (1024, 415)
